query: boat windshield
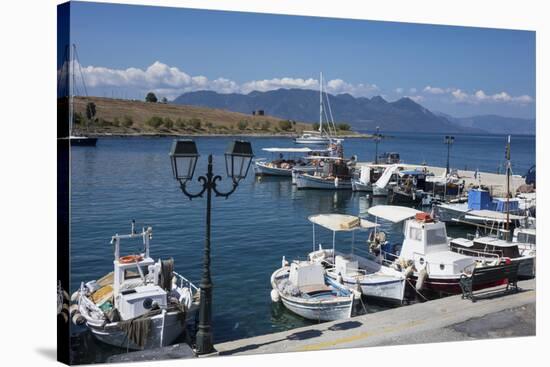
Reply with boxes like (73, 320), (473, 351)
(426, 227), (447, 245)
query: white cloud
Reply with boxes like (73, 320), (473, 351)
(78, 61), (380, 99)
(423, 85), (447, 94)
(395, 87), (404, 94)
(449, 88), (534, 105)
(409, 88), (417, 93)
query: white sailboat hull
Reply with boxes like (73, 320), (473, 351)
(294, 137), (332, 145)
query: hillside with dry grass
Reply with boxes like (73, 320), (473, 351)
(71, 96), (316, 136)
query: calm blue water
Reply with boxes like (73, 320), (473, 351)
(69, 133), (535, 362)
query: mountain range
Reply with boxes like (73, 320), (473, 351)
(172, 88), (534, 135)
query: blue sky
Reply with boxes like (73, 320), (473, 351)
(67, 1), (536, 118)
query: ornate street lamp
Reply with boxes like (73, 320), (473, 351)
(169, 139), (254, 355)
(374, 126), (382, 164)
(444, 135), (455, 173)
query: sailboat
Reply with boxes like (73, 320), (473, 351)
(295, 72), (339, 145)
(61, 44), (97, 146)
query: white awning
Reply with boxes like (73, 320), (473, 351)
(308, 214), (379, 231)
(467, 210), (525, 221)
(367, 205), (422, 223)
(303, 156), (344, 160)
(262, 147), (313, 153)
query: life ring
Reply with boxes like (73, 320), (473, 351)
(119, 254), (143, 264)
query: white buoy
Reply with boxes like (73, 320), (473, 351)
(71, 291), (80, 303)
(69, 304), (79, 317)
(270, 289), (280, 303)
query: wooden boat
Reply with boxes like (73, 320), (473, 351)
(270, 260), (358, 321)
(295, 157), (354, 190)
(73, 222), (199, 350)
(254, 147), (330, 177)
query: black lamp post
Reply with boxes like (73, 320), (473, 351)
(169, 139), (254, 355)
(444, 135), (455, 173)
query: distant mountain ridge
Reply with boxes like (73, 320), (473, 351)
(172, 88), (533, 134)
(434, 112), (535, 135)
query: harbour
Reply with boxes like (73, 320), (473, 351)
(68, 133), (535, 364)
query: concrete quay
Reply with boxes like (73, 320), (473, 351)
(215, 278), (535, 356)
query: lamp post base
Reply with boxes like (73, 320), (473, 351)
(194, 348), (219, 358)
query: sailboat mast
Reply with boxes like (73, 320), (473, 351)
(319, 72), (323, 134)
(68, 44), (75, 135)
(505, 135), (511, 240)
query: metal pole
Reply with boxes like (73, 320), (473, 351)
(196, 155), (214, 355)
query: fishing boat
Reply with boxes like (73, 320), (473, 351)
(254, 147), (330, 177)
(449, 235), (535, 278)
(377, 152), (401, 164)
(367, 205), (504, 295)
(73, 222), (199, 350)
(372, 164), (400, 196)
(295, 72), (339, 145)
(351, 165), (385, 192)
(388, 169), (431, 205)
(306, 214), (407, 303)
(295, 157), (355, 190)
(270, 260), (359, 321)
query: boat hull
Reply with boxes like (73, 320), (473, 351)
(254, 162), (292, 177)
(296, 174), (352, 190)
(294, 138), (331, 145)
(351, 180), (373, 192)
(87, 309), (196, 350)
(279, 295), (353, 321)
(326, 273), (405, 303)
(372, 186), (389, 197)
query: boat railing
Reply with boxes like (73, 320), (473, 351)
(173, 271), (199, 293)
(451, 246), (502, 259)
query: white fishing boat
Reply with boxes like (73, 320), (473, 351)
(306, 214), (407, 303)
(295, 72), (340, 145)
(351, 165), (384, 192)
(367, 205), (502, 295)
(295, 156), (355, 190)
(270, 260), (359, 321)
(254, 147), (329, 177)
(73, 222), (199, 350)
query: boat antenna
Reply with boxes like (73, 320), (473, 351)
(505, 135), (511, 241)
(319, 72), (323, 134)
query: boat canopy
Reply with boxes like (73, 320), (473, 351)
(367, 205), (422, 223)
(308, 214), (378, 231)
(303, 156), (345, 160)
(466, 210), (525, 221)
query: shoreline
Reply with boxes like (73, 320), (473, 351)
(74, 131), (374, 139)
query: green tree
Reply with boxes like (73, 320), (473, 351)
(164, 117), (174, 129)
(312, 122), (320, 131)
(278, 120), (292, 131)
(261, 120), (271, 131)
(85, 102), (97, 121)
(145, 92), (158, 103)
(336, 123), (351, 131)
(237, 120), (249, 130)
(161, 97), (168, 104)
(146, 116), (164, 128)
(122, 115), (133, 127)
(113, 117), (120, 127)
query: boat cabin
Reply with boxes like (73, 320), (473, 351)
(450, 236), (520, 259)
(110, 225), (169, 320)
(378, 152), (400, 164)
